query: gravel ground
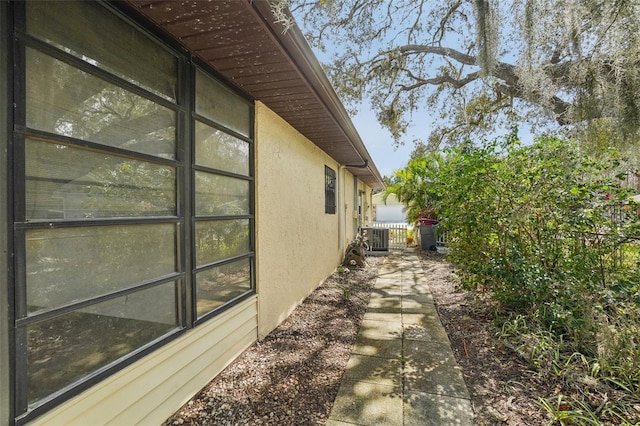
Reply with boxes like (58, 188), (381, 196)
(165, 252), (556, 425)
(165, 258), (380, 426)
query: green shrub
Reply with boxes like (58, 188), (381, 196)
(397, 130), (640, 421)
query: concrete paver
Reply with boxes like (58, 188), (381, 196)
(352, 336), (403, 359)
(403, 321), (451, 343)
(363, 311), (403, 322)
(328, 251), (474, 425)
(404, 391), (474, 426)
(366, 296), (403, 311)
(404, 361), (469, 398)
(358, 319), (403, 340)
(342, 355), (403, 388)
(403, 340), (458, 366)
(401, 295), (436, 310)
(328, 381), (404, 426)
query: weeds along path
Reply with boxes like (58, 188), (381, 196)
(422, 252), (552, 425)
(423, 251), (640, 425)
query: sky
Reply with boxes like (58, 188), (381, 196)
(294, 7), (536, 179)
(305, 55), (421, 179)
(345, 94), (536, 179)
(295, 23), (418, 178)
(351, 106), (416, 178)
(298, 28), (519, 180)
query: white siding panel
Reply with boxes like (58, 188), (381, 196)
(375, 205), (407, 223)
(115, 315), (257, 425)
(29, 298), (257, 426)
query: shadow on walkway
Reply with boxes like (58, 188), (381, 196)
(327, 251), (474, 426)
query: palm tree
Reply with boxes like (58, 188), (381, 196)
(384, 152), (444, 224)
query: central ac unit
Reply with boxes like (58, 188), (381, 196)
(362, 227), (389, 252)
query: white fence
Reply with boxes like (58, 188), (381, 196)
(369, 222), (413, 249)
(436, 228), (449, 247)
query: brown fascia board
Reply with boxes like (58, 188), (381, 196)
(246, 0), (384, 189)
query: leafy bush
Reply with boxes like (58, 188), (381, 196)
(392, 131), (640, 422)
(437, 134), (637, 340)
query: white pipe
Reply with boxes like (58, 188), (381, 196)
(338, 165), (346, 254)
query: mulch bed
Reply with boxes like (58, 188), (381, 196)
(421, 251), (552, 425)
(165, 258), (380, 425)
(166, 252), (557, 425)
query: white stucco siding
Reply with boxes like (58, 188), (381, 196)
(376, 205), (407, 223)
(255, 102), (344, 339)
(372, 193), (408, 223)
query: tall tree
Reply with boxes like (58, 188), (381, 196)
(274, 0), (640, 150)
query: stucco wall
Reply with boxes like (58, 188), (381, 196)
(373, 193), (407, 223)
(255, 102), (345, 338)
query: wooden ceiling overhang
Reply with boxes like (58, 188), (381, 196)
(122, 0), (384, 189)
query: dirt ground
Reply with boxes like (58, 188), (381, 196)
(421, 251), (552, 425)
(165, 253), (553, 425)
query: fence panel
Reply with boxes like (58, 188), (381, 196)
(370, 222), (411, 249)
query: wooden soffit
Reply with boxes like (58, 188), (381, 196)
(121, 0), (384, 189)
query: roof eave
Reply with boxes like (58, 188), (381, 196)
(247, 1), (384, 187)
(121, 0), (385, 189)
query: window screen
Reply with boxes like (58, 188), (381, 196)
(11, 1), (255, 419)
(325, 165), (336, 214)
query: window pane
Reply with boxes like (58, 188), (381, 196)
(196, 69), (251, 137)
(26, 1), (177, 101)
(26, 48), (176, 159)
(325, 166), (336, 214)
(195, 220), (250, 267)
(195, 121), (249, 176)
(26, 224), (176, 314)
(25, 139), (176, 220)
(195, 172), (250, 216)
(196, 258), (251, 318)
(27, 282), (178, 404)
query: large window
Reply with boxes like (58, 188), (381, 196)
(193, 69), (253, 319)
(10, 2), (254, 422)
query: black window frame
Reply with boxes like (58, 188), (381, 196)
(7, 1), (256, 424)
(1, 1), (13, 424)
(325, 165), (337, 214)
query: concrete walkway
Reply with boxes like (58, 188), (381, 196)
(327, 251), (474, 425)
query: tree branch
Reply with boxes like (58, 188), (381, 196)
(398, 44), (476, 65)
(432, 0), (463, 45)
(399, 68), (481, 91)
(394, 44), (573, 124)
